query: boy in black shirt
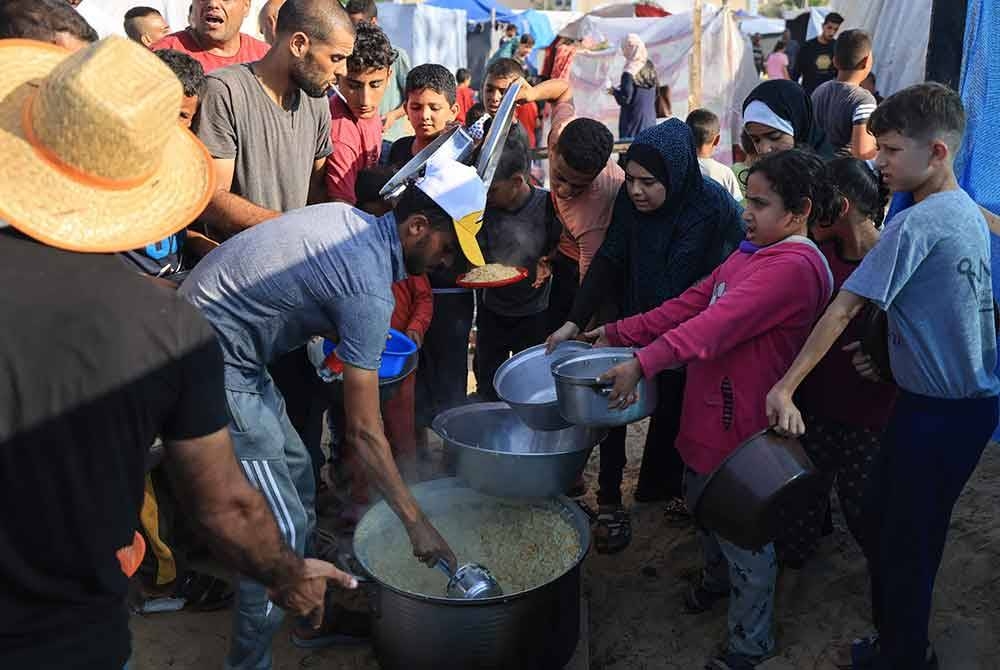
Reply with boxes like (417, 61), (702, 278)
(793, 11), (844, 95)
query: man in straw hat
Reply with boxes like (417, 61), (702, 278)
(0, 37), (357, 669)
(178, 157), (487, 656)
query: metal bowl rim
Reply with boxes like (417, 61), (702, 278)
(550, 348), (640, 386)
(494, 341), (592, 406)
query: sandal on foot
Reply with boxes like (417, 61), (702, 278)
(704, 652), (764, 669)
(684, 583), (729, 614)
(292, 605), (371, 649)
(663, 496), (691, 524)
(594, 504), (631, 554)
(175, 571), (233, 612)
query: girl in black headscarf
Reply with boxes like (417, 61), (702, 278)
(742, 79), (833, 158)
(547, 119), (745, 553)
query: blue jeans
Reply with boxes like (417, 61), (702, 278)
(224, 373), (316, 670)
(686, 469), (777, 659)
(863, 391), (997, 669)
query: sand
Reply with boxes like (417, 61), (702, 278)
(131, 424), (1000, 669)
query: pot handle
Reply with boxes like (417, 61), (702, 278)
(334, 551), (373, 584)
(590, 378), (614, 395)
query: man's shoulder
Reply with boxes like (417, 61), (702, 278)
(152, 30), (192, 52)
(239, 33), (271, 59)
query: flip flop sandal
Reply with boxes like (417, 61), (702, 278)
(175, 571), (234, 612)
(704, 652), (764, 669)
(663, 496), (692, 524)
(292, 605), (372, 649)
(594, 505), (632, 554)
(684, 583), (730, 614)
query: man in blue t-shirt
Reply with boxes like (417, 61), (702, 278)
(767, 83), (999, 670)
(180, 159), (486, 666)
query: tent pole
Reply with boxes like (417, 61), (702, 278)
(689, 0), (703, 111)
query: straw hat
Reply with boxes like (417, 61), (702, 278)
(415, 158), (486, 266)
(0, 37), (215, 253)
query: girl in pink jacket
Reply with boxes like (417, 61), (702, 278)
(589, 149), (835, 670)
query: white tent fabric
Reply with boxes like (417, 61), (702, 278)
(567, 8), (758, 163)
(377, 4), (468, 70)
(76, 0), (269, 40)
(832, 0), (931, 96)
(738, 17), (785, 36)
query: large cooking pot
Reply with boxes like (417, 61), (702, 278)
(494, 341), (592, 430)
(689, 430), (823, 549)
(345, 478), (590, 670)
(551, 348), (658, 427)
(432, 402), (606, 498)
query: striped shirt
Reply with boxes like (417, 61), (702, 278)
(811, 80), (878, 157)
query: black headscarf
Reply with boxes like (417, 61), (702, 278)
(742, 79), (833, 159)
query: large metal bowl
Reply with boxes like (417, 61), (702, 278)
(689, 430), (823, 549)
(431, 402), (606, 498)
(550, 348), (658, 427)
(493, 341), (592, 431)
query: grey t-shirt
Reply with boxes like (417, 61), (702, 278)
(811, 80), (877, 157)
(844, 189), (1000, 399)
(196, 63), (333, 212)
(179, 204), (406, 390)
(478, 186), (561, 317)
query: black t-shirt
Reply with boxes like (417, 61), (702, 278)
(796, 37), (838, 95)
(0, 230), (230, 668)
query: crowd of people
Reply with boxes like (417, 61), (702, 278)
(0, 1), (997, 670)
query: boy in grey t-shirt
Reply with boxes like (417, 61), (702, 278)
(811, 29), (878, 159)
(768, 83), (999, 669)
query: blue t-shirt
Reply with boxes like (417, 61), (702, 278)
(179, 204), (406, 390)
(844, 189), (1000, 399)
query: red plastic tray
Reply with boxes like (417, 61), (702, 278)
(456, 266), (529, 288)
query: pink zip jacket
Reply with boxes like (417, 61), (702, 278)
(606, 236), (834, 474)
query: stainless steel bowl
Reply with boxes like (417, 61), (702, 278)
(494, 341), (592, 431)
(550, 348), (658, 427)
(431, 402), (606, 498)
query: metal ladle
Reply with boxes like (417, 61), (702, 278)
(436, 559), (504, 599)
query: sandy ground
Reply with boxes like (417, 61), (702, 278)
(132, 422), (1000, 670)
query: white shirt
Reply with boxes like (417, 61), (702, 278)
(698, 157), (744, 202)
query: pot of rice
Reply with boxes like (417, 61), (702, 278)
(345, 477), (590, 670)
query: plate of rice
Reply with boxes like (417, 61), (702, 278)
(456, 263), (528, 288)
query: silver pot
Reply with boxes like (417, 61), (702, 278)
(551, 348), (659, 427)
(493, 341), (592, 431)
(346, 478), (590, 670)
(432, 402), (606, 498)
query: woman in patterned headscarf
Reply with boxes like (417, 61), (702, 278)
(548, 119), (746, 553)
(612, 33), (658, 139)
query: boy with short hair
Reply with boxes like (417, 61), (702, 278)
(794, 11), (844, 94)
(455, 67), (475, 124)
(386, 63), (459, 168)
(326, 21), (397, 203)
(767, 82), (1000, 670)
(811, 29), (878, 159)
(686, 108), (744, 202)
(475, 133), (561, 399)
(481, 58), (535, 147)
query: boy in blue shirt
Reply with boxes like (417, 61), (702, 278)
(767, 83), (999, 669)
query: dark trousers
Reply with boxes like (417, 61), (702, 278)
(475, 306), (550, 400)
(546, 252), (579, 334)
(862, 390), (997, 669)
(416, 291), (474, 427)
(269, 349), (326, 488)
(597, 371), (687, 505)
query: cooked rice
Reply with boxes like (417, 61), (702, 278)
(461, 263), (522, 284)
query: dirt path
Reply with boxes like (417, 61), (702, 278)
(132, 430), (1000, 669)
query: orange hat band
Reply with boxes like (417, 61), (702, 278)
(21, 89), (158, 191)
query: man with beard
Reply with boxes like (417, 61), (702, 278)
(153, 0), (269, 72)
(179, 158), (484, 663)
(194, 0), (353, 242)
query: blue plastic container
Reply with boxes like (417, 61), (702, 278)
(323, 328), (417, 379)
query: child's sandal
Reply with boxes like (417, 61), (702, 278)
(593, 504), (631, 554)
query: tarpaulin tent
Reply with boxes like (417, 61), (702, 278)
(378, 4), (469, 71)
(426, 0), (518, 25)
(566, 7), (758, 161)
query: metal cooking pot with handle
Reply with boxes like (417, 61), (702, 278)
(494, 340), (593, 430)
(343, 478), (590, 670)
(551, 348), (658, 427)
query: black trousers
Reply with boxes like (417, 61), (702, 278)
(596, 370), (686, 505)
(546, 251), (579, 334)
(415, 291), (475, 428)
(475, 306), (550, 401)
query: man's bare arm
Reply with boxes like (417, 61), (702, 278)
(520, 78), (572, 105)
(198, 158), (280, 241)
(342, 365), (457, 568)
(308, 157), (329, 205)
